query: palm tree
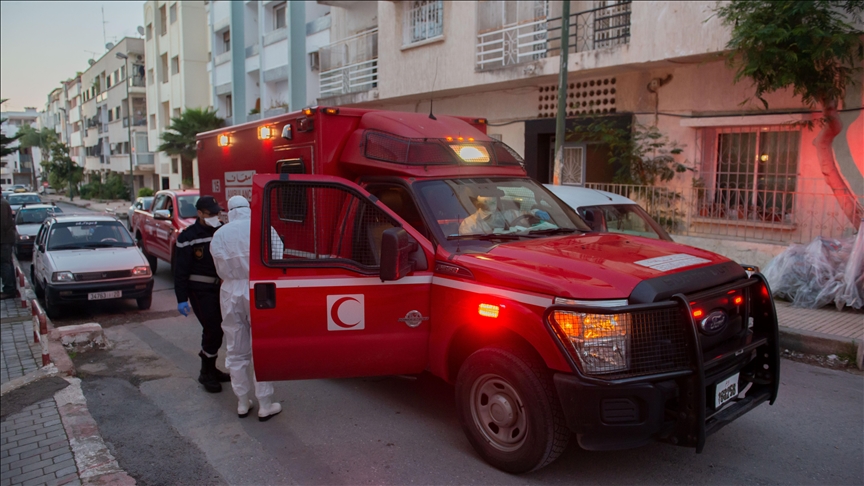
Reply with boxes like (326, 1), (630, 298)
(158, 107), (224, 187)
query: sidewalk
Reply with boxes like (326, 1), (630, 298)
(1, 258), (135, 486)
(42, 195), (130, 221)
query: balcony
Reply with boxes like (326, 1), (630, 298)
(135, 153), (155, 167)
(122, 116), (147, 128)
(319, 29), (378, 98)
(476, 1), (632, 71)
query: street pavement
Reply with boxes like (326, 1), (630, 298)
(0, 194), (860, 485)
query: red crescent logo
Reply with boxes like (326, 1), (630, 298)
(330, 297), (361, 328)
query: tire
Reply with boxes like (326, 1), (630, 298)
(455, 346), (570, 474)
(136, 293), (152, 310)
(44, 287), (60, 320)
(31, 266), (44, 299)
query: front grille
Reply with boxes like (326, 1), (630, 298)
(624, 307), (690, 378)
(74, 270), (132, 281)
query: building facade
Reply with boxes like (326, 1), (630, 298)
(206, 0), (331, 127)
(78, 37), (154, 194)
(0, 108), (42, 190)
(310, 0), (863, 260)
(144, 0), (211, 190)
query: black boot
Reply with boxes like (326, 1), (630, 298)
(212, 363), (231, 383)
(198, 351), (222, 393)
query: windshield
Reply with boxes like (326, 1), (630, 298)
(414, 178), (589, 249)
(47, 221), (135, 250)
(138, 197), (154, 210)
(177, 195), (200, 219)
(15, 208), (62, 225)
(8, 195), (41, 205)
(577, 204), (672, 241)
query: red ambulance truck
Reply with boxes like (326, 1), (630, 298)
(196, 107), (779, 473)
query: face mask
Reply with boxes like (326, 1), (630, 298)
(204, 216), (222, 228)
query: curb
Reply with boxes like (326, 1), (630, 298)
(778, 326), (861, 368)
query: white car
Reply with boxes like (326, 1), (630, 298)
(30, 214), (154, 318)
(544, 184), (673, 241)
(7, 192), (42, 216)
(13, 203), (63, 259)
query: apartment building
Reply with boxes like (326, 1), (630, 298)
(144, 0), (211, 190)
(78, 37), (155, 193)
(0, 107), (42, 190)
(206, 0), (331, 127)
(312, 0), (863, 258)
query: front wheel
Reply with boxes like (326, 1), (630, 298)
(136, 293), (152, 310)
(44, 288), (60, 320)
(455, 346), (570, 474)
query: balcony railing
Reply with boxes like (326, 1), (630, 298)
(122, 117), (147, 128)
(581, 179), (860, 245)
(319, 29), (378, 97)
(476, 1), (632, 71)
(135, 153), (155, 166)
(245, 43), (259, 59)
(129, 75), (145, 88)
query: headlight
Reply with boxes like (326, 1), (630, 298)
(132, 266), (151, 276)
(18, 235), (31, 240)
(551, 310), (631, 374)
(52, 271), (75, 282)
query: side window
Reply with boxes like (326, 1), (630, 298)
(367, 185), (429, 240)
(264, 181), (398, 271)
(152, 194), (168, 211)
(276, 159), (306, 221)
(36, 224), (47, 247)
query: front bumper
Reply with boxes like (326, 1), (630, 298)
(46, 277), (154, 303)
(546, 274), (779, 452)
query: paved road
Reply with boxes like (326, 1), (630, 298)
(36, 202), (864, 484)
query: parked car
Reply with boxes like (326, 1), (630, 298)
(40, 185), (57, 195)
(544, 184), (673, 241)
(13, 204), (63, 259)
(11, 184), (30, 193)
(30, 214), (154, 318)
(7, 193), (43, 216)
(131, 189), (199, 272)
(2, 191), (12, 201)
(127, 196), (154, 231)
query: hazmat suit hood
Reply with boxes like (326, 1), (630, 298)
(227, 195), (251, 223)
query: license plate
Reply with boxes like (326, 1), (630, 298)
(88, 290), (122, 301)
(714, 372), (739, 408)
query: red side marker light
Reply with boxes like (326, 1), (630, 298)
(478, 303), (499, 318)
(734, 296), (743, 305)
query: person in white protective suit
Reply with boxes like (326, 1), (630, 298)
(459, 193), (551, 235)
(210, 195), (282, 421)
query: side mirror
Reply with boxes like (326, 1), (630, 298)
(37, 244), (45, 253)
(153, 209), (171, 220)
(380, 227), (417, 282)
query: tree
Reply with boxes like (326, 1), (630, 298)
(17, 125), (58, 161)
(714, 1), (864, 225)
(158, 108), (224, 186)
(0, 99), (21, 157)
(40, 141), (83, 198)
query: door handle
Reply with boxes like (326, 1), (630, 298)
(254, 282), (276, 309)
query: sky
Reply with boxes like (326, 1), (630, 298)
(0, 1), (147, 112)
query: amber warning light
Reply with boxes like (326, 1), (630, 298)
(217, 134), (231, 147)
(478, 303), (500, 318)
(258, 126), (275, 140)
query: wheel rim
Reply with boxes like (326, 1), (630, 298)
(469, 373), (528, 452)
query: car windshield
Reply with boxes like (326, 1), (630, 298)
(414, 178), (589, 249)
(577, 204), (671, 241)
(8, 195), (41, 205)
(139, 197), (154, 210)
(15, 208), (62, 225)
(177, 195), (200, 219)
(47, 221), (135, 250)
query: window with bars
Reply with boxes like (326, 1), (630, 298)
(264, 181), (398, 270)
(699, 128), (800, 223)
(404, 0), (444, 46)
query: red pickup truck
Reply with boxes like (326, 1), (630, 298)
(131, 189), (200, 271)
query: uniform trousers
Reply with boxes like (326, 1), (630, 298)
(188, 284), (224, 355)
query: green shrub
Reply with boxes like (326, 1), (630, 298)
(138, 187), (154, 197)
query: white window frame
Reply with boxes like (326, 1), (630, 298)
(274, 3), (286, 30)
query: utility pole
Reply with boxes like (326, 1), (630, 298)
(116, 52), (135, 204)
(552, 0), (570, 185)
(58, 107), (72, 201)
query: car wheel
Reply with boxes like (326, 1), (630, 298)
(136, 293), (152, 310)
(31, 266), (44, 299)
(455, 346), (570, 474)
(43, 288), (60, 320)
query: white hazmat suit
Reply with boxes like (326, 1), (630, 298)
(210, 195), (282, 421)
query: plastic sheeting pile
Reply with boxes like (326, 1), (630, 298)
(763, 221), (864, 310)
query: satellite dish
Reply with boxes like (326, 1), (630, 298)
(106, 42), (115, 50)
(88, 59), (96, 66)
(137, 26), (144, 36)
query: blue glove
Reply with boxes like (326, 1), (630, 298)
(178, 302), (191, 316)
(533, 210), (551, 221)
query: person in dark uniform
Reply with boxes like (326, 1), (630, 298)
(175, 195), (231, 393)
